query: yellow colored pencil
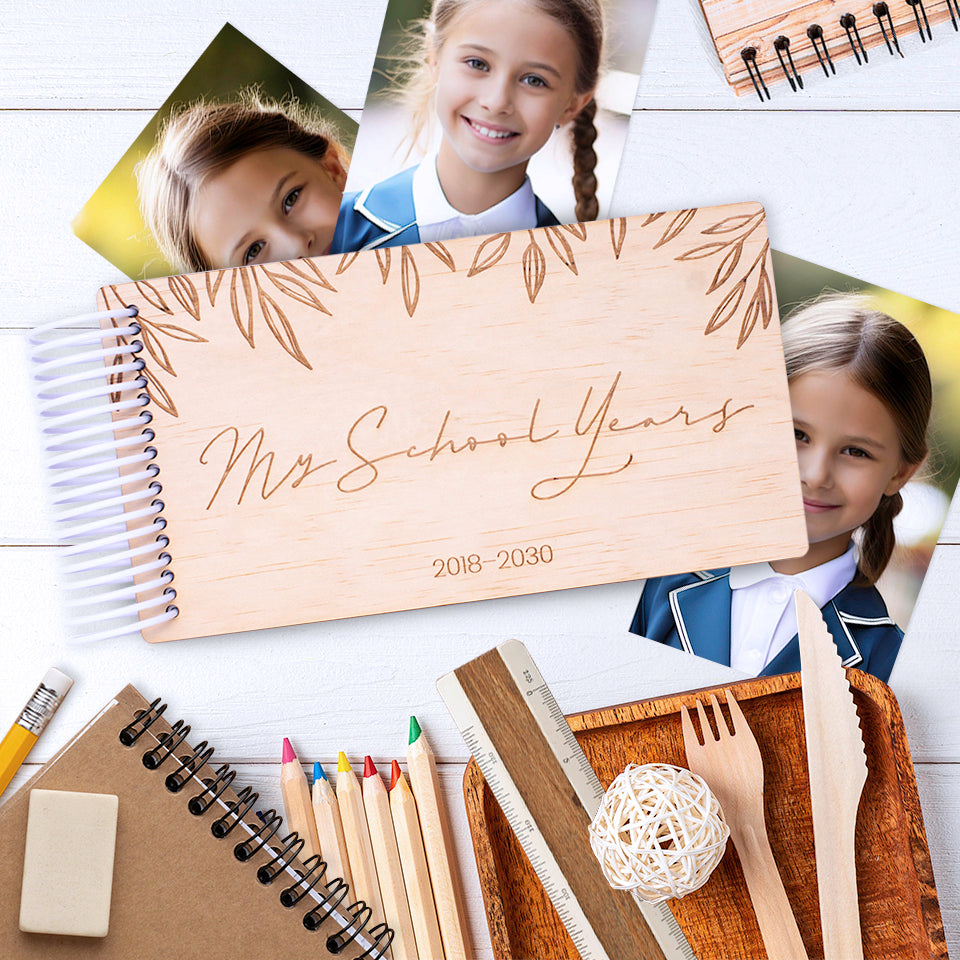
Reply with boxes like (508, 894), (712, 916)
(312, 761), (353, 890)
(336, 752), (386, 931)
(0, 668), (73, 798)
(280, 738), (321, 860)
(407, 717), (471, 960)
(363, 757), (417, 960)
(391, 759), (445, 960)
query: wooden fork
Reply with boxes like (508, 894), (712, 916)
(681, 690), (808, 960)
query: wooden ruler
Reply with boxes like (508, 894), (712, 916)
(438, 640), (696, 960)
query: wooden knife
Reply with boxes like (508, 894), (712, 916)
(796, 589), (868, 960)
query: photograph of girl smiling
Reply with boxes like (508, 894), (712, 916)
(333, 0), (657, 253)
(628, 252), (960, 685)
(73, 24), (357, 280)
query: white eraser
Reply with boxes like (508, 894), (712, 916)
(19, 789), (119, 937)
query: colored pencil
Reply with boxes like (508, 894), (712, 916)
(336, 751), (386, 930)
(407, 717), (471, 960)
(0, 668), (73, 798)
(363, 757), (417, 959)
(390, 760), (445, 960)
(312, 761), (353, 890)
(280, 738), (321, 861)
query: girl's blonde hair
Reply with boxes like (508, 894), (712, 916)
(137, 90), (349, 274)
(394, 0), (604, 221)
(781, 293), (932, 586)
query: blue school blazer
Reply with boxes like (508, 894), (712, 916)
(630, 570), (904, 683)
(330, 166), (560, 254)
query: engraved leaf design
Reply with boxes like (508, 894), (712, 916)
(706, 238), (745, 294)
(401, 247), (420, 317)
(705, 277), (747, 336)
(737, 246), (773, 347)
(337, 251), (361, 275)
(675, 241), (728, 262)
(167, 275), (201, 321)
(561, 221), (588, 241)
(653, 210), (697, 249)
(206, 271), (225, 307)
(230, 269), (256, 348)
(288, 259), (337, 292)
(701, 213), (759, 235)
(375, 248), (392, 284)
(757, 257), (773, 329)
(138, 324), (174, 375)
(545, 227), (577, 275)
(150, 322), (208, 344)
(467, 232), (511, 277)
(642, 212), (666, 227)
(522, 235), (547, 303)
(738, 294), (763, 350)
(253, 273), (312, 368)
(424, 241), (456, 272)
(262, 266), (332, 315)
(610, 218), (627, 259)
(134, 281), (174, 315)
(142, 365), (178, 418)
(108, 350), (127, 405)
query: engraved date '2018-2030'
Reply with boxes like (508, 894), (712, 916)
(198, 372), (754, 510)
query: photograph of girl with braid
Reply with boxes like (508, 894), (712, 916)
(629, 252), (960, 685)
(332, 0), (656, 252)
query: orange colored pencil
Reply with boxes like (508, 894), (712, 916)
(391, 760), (445, 959)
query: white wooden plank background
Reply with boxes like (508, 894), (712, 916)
(1, 0), (959, 955)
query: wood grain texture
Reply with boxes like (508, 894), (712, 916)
(681, 692), (807, 960)
(2, 4), (960, 959)
(797, 590), (868, 960)
(455, 646), (668, 960)
(699, 0), (960, 94)
(87, 204), (806, 642)
(464, 670), (946, 960)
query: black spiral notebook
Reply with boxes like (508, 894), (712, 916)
(0, 685), (392, 958)
(698, 0), (960, 98)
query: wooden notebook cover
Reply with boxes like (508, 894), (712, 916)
(0, 686), (362, 959)
(699, 0), (958, 95)
(464, 670), (947, 960)
(97, 203), (806, 642)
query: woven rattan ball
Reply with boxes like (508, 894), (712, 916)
(588, 762), (729, 903)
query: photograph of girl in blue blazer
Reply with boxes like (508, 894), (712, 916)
(631, 294), (933, 683)
(333, 0), (605, 253)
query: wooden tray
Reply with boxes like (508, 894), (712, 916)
(463, 670), (947, 960)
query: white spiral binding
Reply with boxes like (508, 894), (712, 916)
(28, 307), (178, 643)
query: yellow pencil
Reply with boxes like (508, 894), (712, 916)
(390, 760), (445, 960)
(407, 717), (471, 960)
(363, 757), (417, 960)
(336, 752), (386, 931)
(0, 668), (73, 798)
(312, 761), (353, 890)
(280, 738), (321, 861)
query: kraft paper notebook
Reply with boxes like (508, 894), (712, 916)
(698, 0), (960, 98)
(30, 204), (807, 643)
(0, 685), (391, 958)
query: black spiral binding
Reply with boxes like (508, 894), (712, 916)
(740, 0), (958, 100)
(119, 699), (393, 958)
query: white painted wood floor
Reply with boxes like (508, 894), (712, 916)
(2, 0), (959, 955)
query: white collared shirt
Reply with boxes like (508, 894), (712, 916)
(412, 156), (538, 243)
(728, 542), (858, 674)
